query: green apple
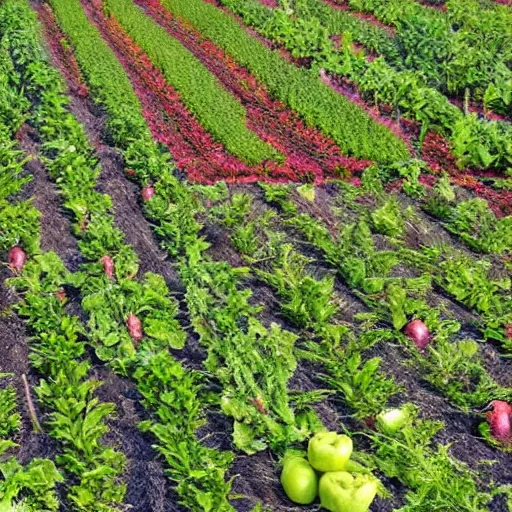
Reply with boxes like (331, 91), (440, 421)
(307, 432), (353, 472)
(376, 407), (410, 434)
(319, 471), (378, 512)
(280, 455), (318, 504)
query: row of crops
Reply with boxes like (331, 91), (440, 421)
(0, 0), (511, 510)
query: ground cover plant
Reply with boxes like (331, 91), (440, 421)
(1, 0), (512, 510)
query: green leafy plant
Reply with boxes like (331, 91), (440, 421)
(444, 198), (512, 254)
(299, 328), (400, 419)
(366, 406), (497, 511)
(371, 198), (405, 238)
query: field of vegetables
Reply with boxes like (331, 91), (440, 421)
(1, 0), (512, 509)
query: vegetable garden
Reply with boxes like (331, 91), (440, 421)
(0, 0), (511, 509)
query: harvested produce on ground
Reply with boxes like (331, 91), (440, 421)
(404, 319), (431, 350)
(486, 401), (512, 444)
(319, 472), (378, 512)
(8, 246), (26, 272)
(280, 453), (318, 505)
(100, 255), (115, 280)
(308, 432), (354, 472)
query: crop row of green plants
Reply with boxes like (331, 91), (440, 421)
(253, 0), (512, 109)
(255, 174), (512, 352)
(4, 0), (240, 509)
(210, 0), (512, 170)
(341, 0), (512, 112)
(0, 2), (129, 509)
(0, 38), (63, 511)
(0, 375), (62, 510)
(197, 183), (510, 509)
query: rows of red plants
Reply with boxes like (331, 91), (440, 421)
(136, 0), (370, 177)
(34, 2), (88, 98)
(80, 0), (370, 184)
(44, 0), (512, 215)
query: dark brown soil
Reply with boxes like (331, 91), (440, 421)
(16, 124), (80, 269)
(0, 268), (59, 464)
(92, 366), (187, 512)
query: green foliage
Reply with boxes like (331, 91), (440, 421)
(0, 117), (39, 256)
(0, 454), (63, 512)
(371, 198), (404, 238)
(346, 0), (512, 112)
(45, 1), (239, 507)
(82, 272), (185, 361)
(10, 253), (126, 511)
(424, 173), (456, 219)
(299, 329), (400, 418)
(133, 349), (235, 511)
(444, 198), (512, 254)
(412, 338), (512, 410)
(290, 0), (398, 58)
(436, 253), (510, 315)
(210, 192), (254, 229)
(50, 0), (320, 488)
(366, 406), (496, 511)
(292, 216), (398, 293)
(255, 244), (337, 330)
(0, 376), (61, 512)
(0, 2), (135, 508)
(160, 0), (410, 164)
(184, 257), (318, 453)
(451, 114), (512, 169)
(0, 378), (21, 440)
(259, 183), (297, 215)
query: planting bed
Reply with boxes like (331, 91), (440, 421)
(0, 0), (511, 511)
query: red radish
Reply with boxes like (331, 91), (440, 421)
(8, 246), (26, 272)
(487, 401), (512, 443)
(505, 324), (512, 340)
(404, 319), (430, 350)
(126, 313), (143, 342)
(125, 168), (136, 177)
(55, 288), (67, 303)
(141, 186), (155, 202)
(99, 255), (115, 280)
